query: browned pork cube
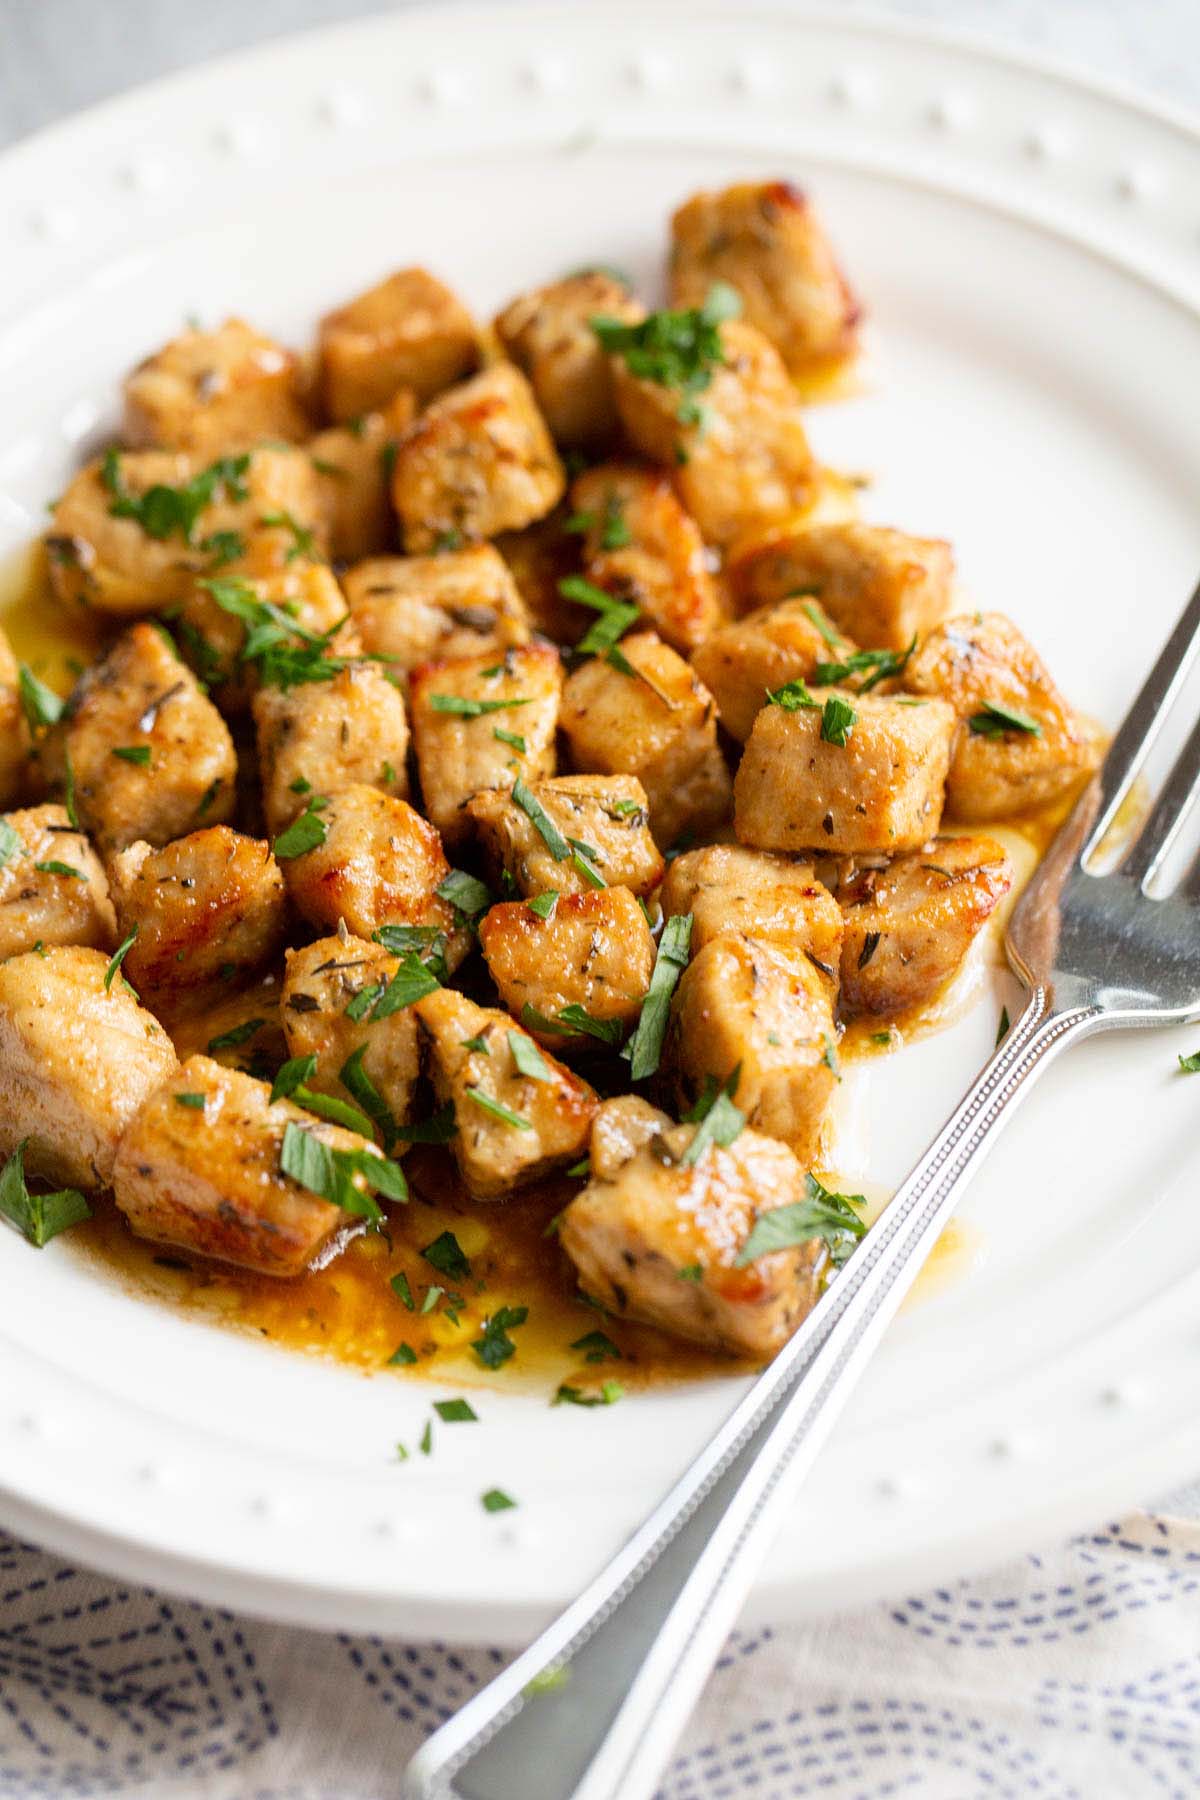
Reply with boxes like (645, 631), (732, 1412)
(730, 522), (953, 649)
(0, 804), (116, 960)
(659, 843), (843, 974)
(0, 625), (26, 808)
(252, 661), (410, 836)
(611, 318), (815, 549)
(836, 835), (1013, 1017)
(414, 987), (597, 1199)
(495, 271), (644, 448)
(0, 945), (177, 1187)
(467, 775), (664, 899)
(123, 316), (310, 453)
(281, 934), (420, 1134)
(560, 1099), (825, 1358)
(408, 644), (561, 846)
(569, 463), (722, 653)
(342, 544), (531, 688)
(670, 180), (861, 378)
(734, 690), (955, 855)
(904, 613), (1103, 820)
(107, 828), (287, 1008)
(318, 267), (478, 418)
(307, 390), (417, 561)
(392, 362), (565, 551)
(479, 887), (655, 1043)
(671, 934), (838, 1163)
(65, 624), (237, 855)
(560, 632), (731, 848)
(112, 1054), (387, 1275)
(691, 597), (856, 742)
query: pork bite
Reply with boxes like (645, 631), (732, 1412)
(123, 316), (310, 453)
(281, 934), (419, 1138)
(904, 613), (1102, 820)
(111, 1053), (387, 1276)
(670, 180), (861, 379)
(252, 660), (410, 837)
(660, 843), (842, 971)
(734, 689), (955, 855)
(467, 774), (664, 898)
(691, 596), (856, 742)
(0, 626), (27, 809)
(278, 782), (466, 963)
(478, 887), (655, 1044)
(408, 643), (561, 846)
(414, 987), (597, 1199)
(494, 271), (644, 449)
(107, 828), (287, 1008)
(307, 390), (417, 561)
(47, 445), (325, 617)
(0, 944), (177, 1187)
(560, 1101), (824, 1359)
(611, 317), (816, 550)
(173, 561), (356, 712)
(392, 362), (566, 551)
(569, 463), (722, 653)
(342, 544), (530, 688)
(559, 631), (731, 848)
(494, 512), (588, 643)
(835, 835), (1012, 1017)
(65, 623), (237, 855)
(0, 804), (115, 960)
(730, 521), (953, 649)
(319, 267), (479, 419)
(671, 933), (837, 1163)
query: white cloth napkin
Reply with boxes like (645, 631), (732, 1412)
(3, 1511), (1199, 1798)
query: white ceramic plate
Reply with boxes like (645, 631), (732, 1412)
(3, 3), (1200, 1644)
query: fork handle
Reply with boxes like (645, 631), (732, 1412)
(404, 991), (1098, 1800)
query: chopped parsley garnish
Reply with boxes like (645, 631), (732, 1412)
(590, 283), (741, 425)
(462, 1034), (490, 1054)
(766, 676), (818, 712)
(0, 821), (22, 867)
(799, 597), (841, 647)
(520, 1003), (625, 1047)
(388, 1343), (418, 1366)
(736, 1172), (867, 1269)
(422, 1230), (471, 1281)
(104, 925), (139, 992)
(482, 1488), (517, 1512)
(472, 1304), (529, 1369)
(436, 869), (492, 920)
(511, 777), (571, 860)
(344, 981), (385, 1023)
(465, 1087), (533, 1131)
(112, 744), (152, 767)
(272, 798), (329, 860)
(968, 699), (1043, 738)
(812, 635), (916, 693)
(680, 1068), (745, 1167)
(207, 1018), (265, 1053)
(369, 951), (442, 1017)
(174, 1092), (207, 1110)
(570, 1329), (622, 1364)
(428, 693), (532, 717)
(34, 860), (84, 880)
(822, 1035), (842, 1078)
(259, 507), (316, 562)
(17, 664), (65, 732)
(391, 1271), (415, 1309)
(493, 726), (526, 753)
(625, 912), (692, 1080)
(432, 527), (464, 553)
(553, 1379), (624, 1408)
(419, 1420), (433, 1455)
(559, 576), (640, 663)
(677, 1264), (703, 1283)
(0, 1141), (90, 1248)
(434, 1397), (478, 1423)
(526, 890), (558, 921)
(567, 838), (607, 889)
(279, 1121), (407, 1221)
(820, 695), (857, 746)
(338, 1045), (397, 1149)
(199, 527), (245, 567)
(395, 1103), (458, 1144)
(508, 1031), (554, 1084)
(103, 448), (250, 543)
(202, 576), (353, 690)
(62, 747), (78, 828)
(271, 1053), (377, 1138)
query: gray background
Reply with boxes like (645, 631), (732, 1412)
(0, 0), (1198, 149)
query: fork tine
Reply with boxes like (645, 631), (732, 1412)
(1121, 710), (1200, 887)
(1085, 571), (1200, 860)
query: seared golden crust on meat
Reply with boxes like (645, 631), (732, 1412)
(493, 512), (587, 643)
(279, 783), (466, 961)
(835, 835), (1012, 1017)
(392, 362), (565, 552)
(307, 390), (416, 562)
(173, 560), (357, 713)
(66, 624), (237, 856)
(734, 690), (955, 856)
(0, 805), (116, 960)
(570, 463), (722, 653)
(561, 1105), (824, 1359)
(611, 319), (815, 550)
(252, 660), (410, 836)
(0, 945), (177, 1187)
(111, 1054), (376, 1275)
(671, 933), (837, 1163)
(560, 631), (731, 848)
(467, 775), (664, 898)
(494, 272), (644, 449)
(904, 613), (1102, 820)
(123, 317), (310, 453)
(414, 987), (597, 1199)
(660, 844), (843, 970)
(408, 643), (561, 845)
(691, 597), (855, 742)
(478, 887), (655, 1041)
(281, 935), (418, 1130)
(107, 828), (287, 1008)
(319, 267), (479, 418)
(730, 521), (954, 648)
(47, 446), (326, 617)
(670, 180), (861, 377)
(342, 544), (530, 687)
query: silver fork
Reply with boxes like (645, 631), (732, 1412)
(403, 575), (1200, 1800)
